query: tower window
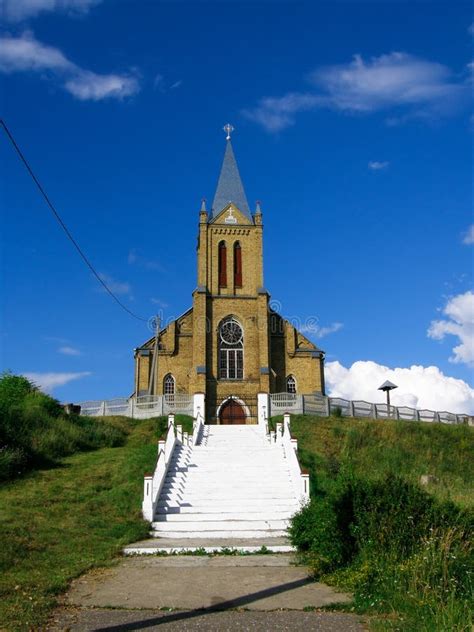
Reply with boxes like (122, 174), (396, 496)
(218, 241), (227, 287)
(234, 241), (242, 288)
(286, 375), (297, 394)
(163, 373), (175, 395)
(219, 317), (243, 380)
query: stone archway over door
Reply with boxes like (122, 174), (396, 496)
(219, 398), (246, 424)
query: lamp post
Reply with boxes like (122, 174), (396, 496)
(378, 380), (398, 418)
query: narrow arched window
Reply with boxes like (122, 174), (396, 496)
(287, 375), (297, 394)
(234, 241), (242, 288)
(218, 241), (227, 287)
(163, 373), (175, 395)
(219, 317), (243, 380)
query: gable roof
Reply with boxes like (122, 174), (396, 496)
(211, 139), (251, 220)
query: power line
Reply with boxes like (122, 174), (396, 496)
(1, 119), (148, 322)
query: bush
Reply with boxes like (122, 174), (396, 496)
(0, 373), (34, 417)
(289, 496), (355, 573)
(0, 446), (27, 480)
(153, 414), (194, 438)
(0, 373), (128, 480)
(290, 474), (474, 630)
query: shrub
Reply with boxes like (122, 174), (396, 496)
(0, 373), (34, 416)
(290, 473), (474, 630)
(0, 373), (128, 480)
(0, 446), (27, 480)
(289, 489), (356, 573)
(153, 414), (194, 438)
(332, 406), (343, 418)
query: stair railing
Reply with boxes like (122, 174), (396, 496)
(142, 413), (179, 522)
(192, 408), (205, 445)
(281, 413), (310, 503)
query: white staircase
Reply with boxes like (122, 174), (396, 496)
(150, 425), (301, 540)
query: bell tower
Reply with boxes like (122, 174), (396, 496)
(134, 125), (325, 422)
(191, 126), (271, 416)
(196, 132), (264, 298)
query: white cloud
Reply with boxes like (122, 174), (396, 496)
(301, 321), (343, 339)
(243, 93), (323, 133)
(1, 0), (100, 22)
(153, 74), (182, 93)
(310, 53), (464, 114)
(462, 224), (474, 245)
(128, 249), (164, 271)
(469, 23), (474, 36)
(65, 71), (139, 101)
(23, 371), (91, 393)
(58, 345), (82, 356)
(245, 52), (470, 132)
(428, 291), (474, 366)
(0, 31), (140, 101)
(98, 273), (131, 295)
(0, 30), (71, 72)
(326, 360), (474, 414)
(151, 298), (169, 308)
(368, 161), (389, 170)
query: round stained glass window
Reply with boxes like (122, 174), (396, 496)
(220, 318), (243, 345)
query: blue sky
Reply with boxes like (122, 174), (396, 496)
(1, 0), (473, 412)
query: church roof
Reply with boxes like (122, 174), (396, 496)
(211, 139), (251, 220)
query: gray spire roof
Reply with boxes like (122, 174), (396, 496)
(211, 139), (251, 220)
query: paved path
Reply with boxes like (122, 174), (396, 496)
(50, 554), (366, 631)
(50, 608), (366, 631)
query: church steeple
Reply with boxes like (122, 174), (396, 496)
(211, 125), (251, 220)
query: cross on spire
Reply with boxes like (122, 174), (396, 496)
(223, 123), (234, 140)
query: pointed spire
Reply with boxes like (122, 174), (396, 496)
(211, 130), (251, 220)
(255, 200), (262, 215)
(200, 198), (207, 213)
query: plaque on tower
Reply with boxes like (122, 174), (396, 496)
(224, 207), (238, 224)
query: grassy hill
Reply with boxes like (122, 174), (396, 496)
(274, 414), (474, 507)
(0, 413), (193, 630)
(276, 415), (474, 632)
(1, 386), (472, 631)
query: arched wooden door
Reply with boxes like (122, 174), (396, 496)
(219, 398), (246, 425)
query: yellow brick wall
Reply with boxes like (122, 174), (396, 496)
(133, 205), (325, 418)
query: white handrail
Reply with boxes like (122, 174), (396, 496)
(281, 413), (309, 503)
(142, 414), (177, 521)
(192, 409), (204, 446)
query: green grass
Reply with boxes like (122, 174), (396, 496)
(0, 414), (192, 631)
(272, 414), (474, 506)
(283, 414), (474, 632)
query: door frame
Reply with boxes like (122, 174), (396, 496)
(216, 396), (250, 424)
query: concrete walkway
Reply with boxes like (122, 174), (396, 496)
(50, 554), (366, 631)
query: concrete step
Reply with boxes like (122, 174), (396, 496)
(150, 529), (289, 539)
(170, 455), (288, 470)
(151, 519), (289, 531)
(163, 475), (290, 483)
(154, 511), (293, 522)
(156, 500), (299, 511)
(162, 479), (291, 495)
(159, 492), (297, 501)
(156, 505), (299, 514)
(166, 470), (289, 476)
(123, 536), (295, 554)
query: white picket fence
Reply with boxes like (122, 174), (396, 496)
(78, 394), (194, 419)
(269, 393), (470, 425)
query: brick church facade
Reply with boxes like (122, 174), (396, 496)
(134, 131), (325, 423)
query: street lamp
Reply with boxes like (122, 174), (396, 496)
(378, 380), (398, 417)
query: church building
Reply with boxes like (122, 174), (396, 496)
(134, 128), (325, 423)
